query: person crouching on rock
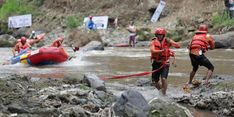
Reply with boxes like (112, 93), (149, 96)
(51, 36), (64, 47)
(150, 28), (180, 95)
(187, 24), (215, 87)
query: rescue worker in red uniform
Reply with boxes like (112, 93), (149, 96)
(150, 28), (180, 95)
(51, 36), (64, 47)
(187, 24), (215, 86)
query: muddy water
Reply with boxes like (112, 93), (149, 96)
(0, 47), (233, 117)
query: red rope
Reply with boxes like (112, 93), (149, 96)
(101, 62), (166, 80)
(101, 49), (175, 80)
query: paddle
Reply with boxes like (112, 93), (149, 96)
(68, 45), (79, 60)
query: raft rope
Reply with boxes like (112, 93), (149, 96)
(101, 62), (166, 80)
(101, 49), (175, 80)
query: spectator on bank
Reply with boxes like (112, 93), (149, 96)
(229, 0), (234, 18)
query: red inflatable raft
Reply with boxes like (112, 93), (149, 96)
(113, 43), (129, 47)
(11, 47), (69, 65)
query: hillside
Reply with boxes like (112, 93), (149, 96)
(0, 0), (232, 47)
(33, 0), (224, 30)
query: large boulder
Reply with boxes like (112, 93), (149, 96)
(13, 27), (28, 38)
(82, 41), (104, 51)
(213, 32), (234, 49)
(83, 73), (106, 91)
(113, 89), (150, 117)
(0, 34), (16, 47)
(149, 99), (191, 117)
(68, 29), (102, 48)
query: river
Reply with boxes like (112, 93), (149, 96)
(0, 47), (233, 117)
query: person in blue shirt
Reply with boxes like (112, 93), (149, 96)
(87, 16), (96, 30)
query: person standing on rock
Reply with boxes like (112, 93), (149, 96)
(229, 0), (234, 18)
(127, 21), (137, 47)
(86, 16), (96, 30)
(150, 28), (180, 95)
(187, 24), (215, 87)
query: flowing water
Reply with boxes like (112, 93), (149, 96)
(0, 47), (233, 117)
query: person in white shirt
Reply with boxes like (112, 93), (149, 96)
(127, 21), (137, 47)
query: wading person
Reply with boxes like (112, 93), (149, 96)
(187, 24), (215, 87)
(127, 21), (137, 47)
(150, 28), (180, 95)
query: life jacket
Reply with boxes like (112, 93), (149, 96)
(190, 33), (208, 52)
(151, 38), (171, 63)
(16, 42), (29, 53)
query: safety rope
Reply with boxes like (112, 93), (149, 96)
(101, 62), (166, 80)
(101, 48), (175, 80)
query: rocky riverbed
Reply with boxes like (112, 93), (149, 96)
(174, 75), (234, 117)
(0, 73), (233, 117)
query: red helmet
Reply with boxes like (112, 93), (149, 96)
(57, 36), (64, 41)
(196, 24), (208, 33)
(155, 28), (166, 35)
(20, 37), (27, 43)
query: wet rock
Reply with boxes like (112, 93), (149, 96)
(213, 32), (234, 49)
(69, 96), (80, 105)
(149, 99), (189, 117)
(60, 105), (89, 117)
(175, 91), (234, 117)
(94, 91), (106, 101)
(113, 89), (150, 117)
(82, 104), (99, 113)
(135, 79), (151, 87)
(0, 34), (16, 47)
(58, 94), (71, 103)
(83, 73), (106, 91)
(7, 104), (29, 114)
(43, 99), (62, 108)
(62, 76), (80, 84)
(82, 41), (104, 51)
(30, 108), (60, 116)
(195, 101), (208, 109)
(13, 27), (28, 38)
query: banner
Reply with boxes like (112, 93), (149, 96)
(84, 16), (109, 29)
(8, 14), (32, 28)
(151, 1), (166, 23)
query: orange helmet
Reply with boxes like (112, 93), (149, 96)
(155, 28), (166, 35)
(196, 24), (208, 33)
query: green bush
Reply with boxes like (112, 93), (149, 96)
(212, 11), (234, 28)
(33, 0), (44, 7)
(137, 28), (154, 41)
(0, 0), (35, 20)
(65, 16), (82, 29)
(167, 31), (182, 42)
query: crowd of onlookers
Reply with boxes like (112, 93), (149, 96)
(224, 0), (234, 19)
